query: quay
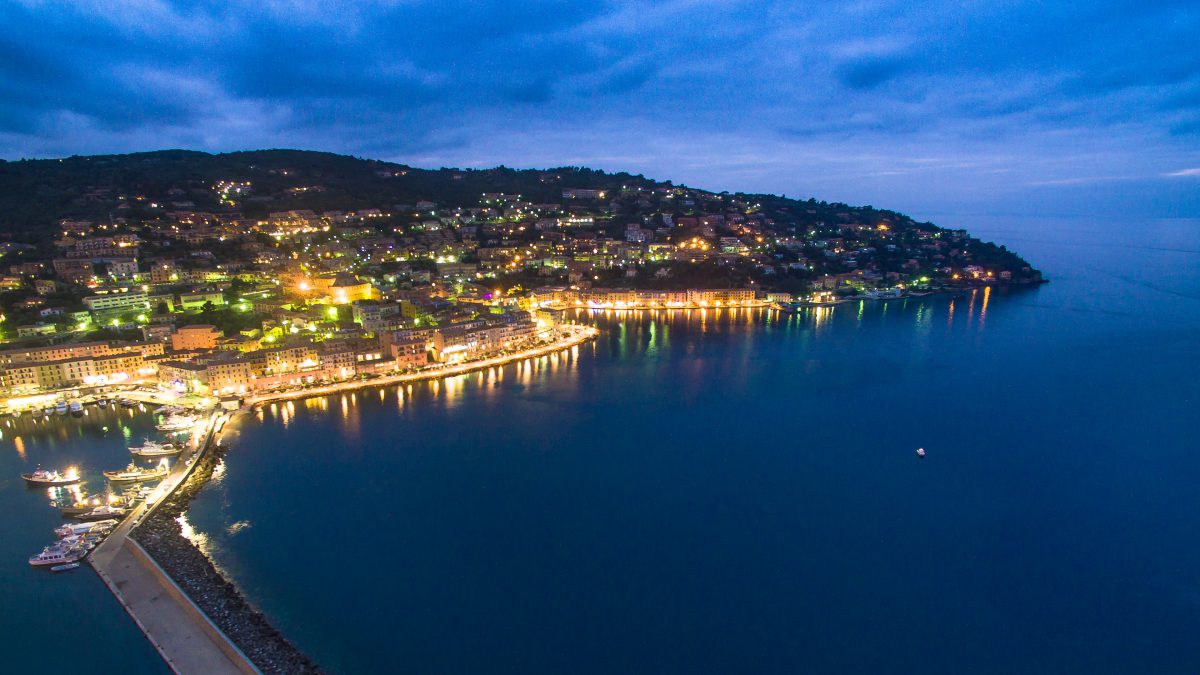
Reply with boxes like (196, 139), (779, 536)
(90, 412), (259, 675)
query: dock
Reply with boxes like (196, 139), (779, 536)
(89, 413), (259, 675)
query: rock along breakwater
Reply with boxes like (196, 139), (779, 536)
(132, 441), (322, 674)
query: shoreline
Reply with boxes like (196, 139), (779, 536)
(131, 436), (322, 674)
(242, 322), (599, 408)
(103, 323), (598, 674)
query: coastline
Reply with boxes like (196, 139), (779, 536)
(131, 438), (321, 674)
(102, 323), (598, 674)
(242, 323), (599, 407)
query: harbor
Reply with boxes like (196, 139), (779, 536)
(6, 323), (599, 673)
(87, 409), (264, 675)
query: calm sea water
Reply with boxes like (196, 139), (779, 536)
(0, 406), (170, 673)
(2, 216), (1198, 673)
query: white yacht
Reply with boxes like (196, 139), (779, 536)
(55, 520), (118, 538)
(29, 542), (86, 567)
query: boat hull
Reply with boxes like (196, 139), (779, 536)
(104, 471), (167, 484)
(22, 475), (83, 487)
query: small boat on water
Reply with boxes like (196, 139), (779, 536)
(21, 466), (82, 487)
(29, 542), (86, 567)
(156, 415), (197, 432)
(73, 504), (127, 521)
(50, 562), (81, 573)
(58, 495), (106, 516)
(68, 400), (84, 417)
(55, 519), (118, 538)
(916, 447), (926, 458)
(104, 463), (168, 484)
(118, 398), (139, 409)
(54, 401), (68, 415)
(10, 409), (21, 418)
(42, 405), (55, 417)
(154, 405), (185, 416)
(96, 398), (109, 408)
(129, 439), (182, 458)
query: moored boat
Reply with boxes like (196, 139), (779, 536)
(55, 519), (118, 538)
(58, 495), (105, 516)
(29, 542), (86, 567)
(68, 400), (84, 417)
(21, 466), (82, 487)
(156, 415), (197, 432)
(104, 462), (168, 484)
(73, 504), (127, 521)
(118, 398), (139, 408)
(129, 439), (182, 458)
(50, 562), (81, 572)
(97, 398), (109, 408)
(54, 400), (68, 415)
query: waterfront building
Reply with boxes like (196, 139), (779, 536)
(0, 352), (151, 395)
(0, 340), (163, 366)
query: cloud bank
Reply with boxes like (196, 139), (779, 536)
(1, 0), (1198, 217)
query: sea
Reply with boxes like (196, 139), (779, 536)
(2, 216), (1199, 674)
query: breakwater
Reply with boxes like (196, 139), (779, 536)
(132, 440), (322, 674)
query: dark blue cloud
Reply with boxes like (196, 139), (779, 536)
(0, 0), (1196, 216)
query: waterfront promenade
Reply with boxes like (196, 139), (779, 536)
(90, 413), (258, 675)
(243, 323), (599, 407)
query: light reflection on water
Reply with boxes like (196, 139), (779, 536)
(238, 297), (1017, 436)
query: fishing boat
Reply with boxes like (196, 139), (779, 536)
(129, 439), (182, 458)
(68, 400), (84, 417)
(29, 542), (86, 567)
(21, 466), (83, 487)
(73, 504), (127, 521)
(50, 562), (81, 572)
(55, 519), (118, 538)
(104, 462), (168, 484)
(58, 494), (106, 516)
(156, 415), (197, 432)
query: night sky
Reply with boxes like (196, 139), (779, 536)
(1, 1), (1197, 217)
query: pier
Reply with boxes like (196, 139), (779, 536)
(90, 413), (259, 675)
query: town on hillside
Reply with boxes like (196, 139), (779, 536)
(0, 151), (1042, 403)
